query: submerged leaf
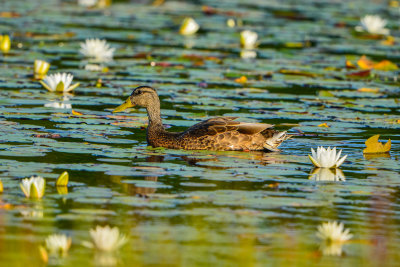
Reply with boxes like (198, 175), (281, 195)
(363, 134), (391, 154)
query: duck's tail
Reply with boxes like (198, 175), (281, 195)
(263, 131), (291, 152)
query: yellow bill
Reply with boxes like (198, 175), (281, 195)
(113, 97), (134, 113)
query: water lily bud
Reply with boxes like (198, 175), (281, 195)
(56, 171), (69, 186)
(179, 17), (200, 35)
(240, 30), (258, 49)
(34, 60), (51, 80)
(0, 35), (11, 53)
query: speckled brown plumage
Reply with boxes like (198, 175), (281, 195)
(113, 86), (289, 151)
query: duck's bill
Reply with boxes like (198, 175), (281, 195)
(113, 97), (134, 113)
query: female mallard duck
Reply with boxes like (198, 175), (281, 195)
(113, 86), (289, 151)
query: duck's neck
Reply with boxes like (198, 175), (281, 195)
(145, 98), (164, 131)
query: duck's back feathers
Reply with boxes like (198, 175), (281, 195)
(171, 116), (284, 151)
(182, 117), (273, 137)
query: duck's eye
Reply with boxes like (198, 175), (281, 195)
(136, 90), (142, 95)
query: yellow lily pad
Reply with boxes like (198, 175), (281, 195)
(363, 134), (391, 154)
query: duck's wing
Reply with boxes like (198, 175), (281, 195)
(181, 117), (274, 137)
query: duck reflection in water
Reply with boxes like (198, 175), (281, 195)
(122, 150), (288, 196)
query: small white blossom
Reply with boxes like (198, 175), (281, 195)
(78, 0), (98, 7)
(80, 38), (115, 62)
(355, 15), (389, 35)
(316, 221), (353, 243)
(309, 168), (345, 181)
(40, 73), (80, 92)
(45, 234), (72, 256)
(20, 176), (45, 199)
(82, 225), (128, 252)
(308, 147), (347, 168)
(34, 60), (50, 80)
(179, 17), (200, 36)
(240, 30), (258, 49)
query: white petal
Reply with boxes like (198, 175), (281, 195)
(335, 154), (347, 168)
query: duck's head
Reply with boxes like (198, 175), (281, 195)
(113, 86), (158, 113)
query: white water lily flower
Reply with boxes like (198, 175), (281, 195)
(20, 176), (45, 199)
(40, 73), (80, 92)
(82, 225), (128, 252)
(316, 221), (353, 243)
(45, 234), (72, 256)
(355, 15), (389, 35)
(34, 60), (50, 80)
(308, 146), (347, 168)
(80, 38), (115, 62)
(78, 0), (98, 7)
(309, 168), (345, 182)
(179, 17), (200, 35)
(240, 30), (258, 49)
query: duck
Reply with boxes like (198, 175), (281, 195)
(112, 86), (289, 151)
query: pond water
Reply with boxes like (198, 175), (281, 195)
(0, 0), (399, 265)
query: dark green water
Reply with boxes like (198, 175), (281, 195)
(0, 0), (399, 266)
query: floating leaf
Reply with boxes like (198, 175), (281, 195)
(381, 36), (395, 46)
(234, 76), (248, 83)
(346, 69), (371, 77)
(363, 134), (391, 154)
(357, 88), (379, 93)
(71, 110), (83, 116)
(373, 60), (398, 71)
(278, 69), (317, 77)
(357, 55), (375, 69)
(318, 122), (329, 127)
(357, 55), (398, 71)
(56, 171), (69, 187)
(345, 60), (356, 69)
